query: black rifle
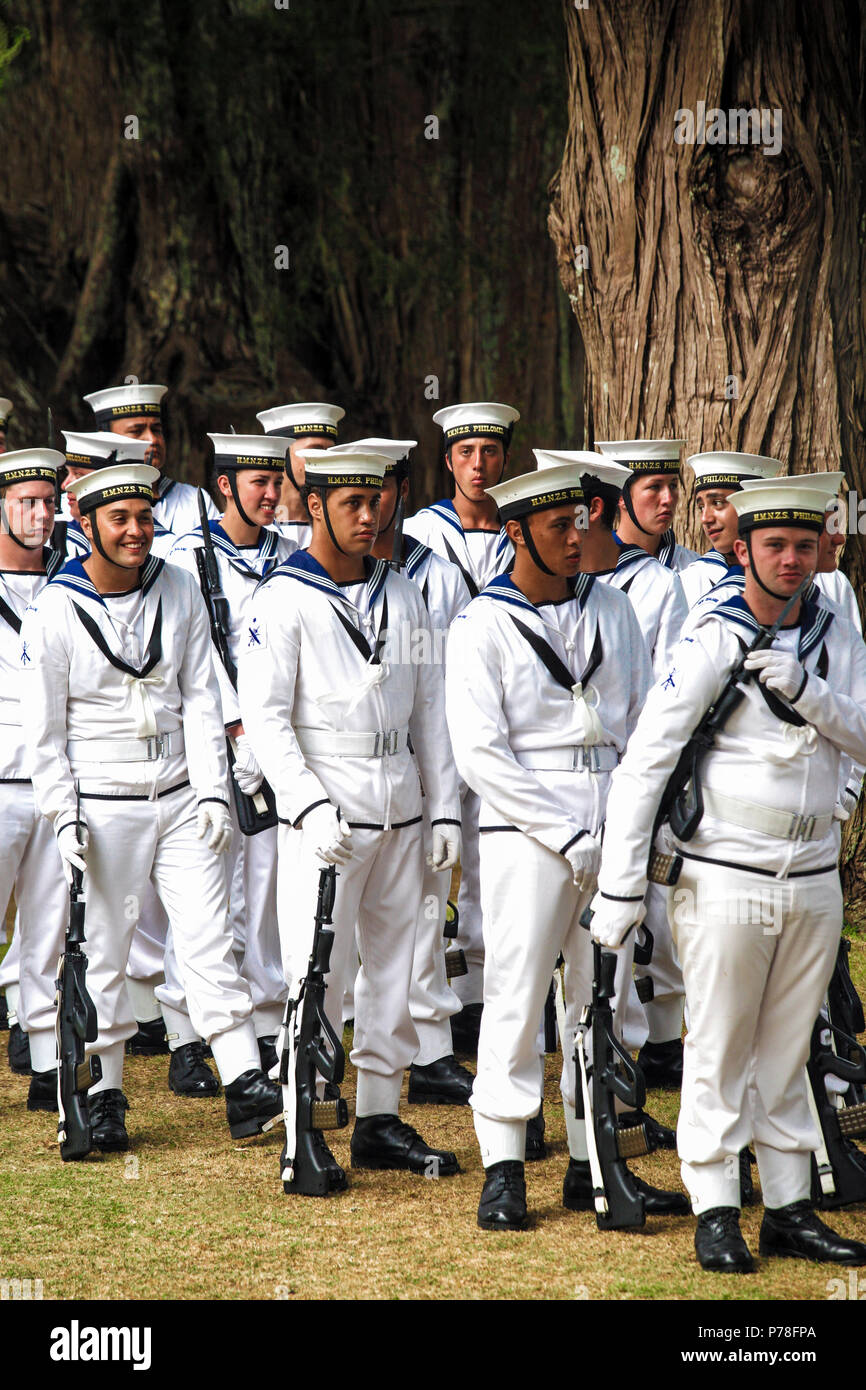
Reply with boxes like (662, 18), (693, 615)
(48, 406), (68, 557)
(648, 574), (812, 880)
(279, 865), (349, 1196)
(807, 1013), (866, 1209)
(192, 487), (277, 834)
(56, 786), (102, 1161)
(576, 909), (657, 1230)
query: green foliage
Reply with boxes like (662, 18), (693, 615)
(0, 15), (28, 89)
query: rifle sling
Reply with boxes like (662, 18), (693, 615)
(193, 548), (239, 688)
(0, 594), (21, 634)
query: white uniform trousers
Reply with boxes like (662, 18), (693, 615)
(225, 815), (285, 1037)
(126, 883), (169, 985)
(277, 821), (422, 1115)
(409, 817), (462, 1064)
(0, 784), (68, 1073)
(622, 880), (685, 1049)
(75, 781), (258, 1092)
(452, 786), (484, 1004)
(670, 859), (842, 1213)
(472, 830), (596, 1126)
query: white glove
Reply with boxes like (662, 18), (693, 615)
(563, 833), (601, 891)
(301, 803), (353, 865)
(56, 820), (89, 885)
(744, 649), (807, 702)
(588, 889), (646, 950)
(427, 824), (462, 873)
(196, 801), (232, 855)
(232, 735), (264, 796)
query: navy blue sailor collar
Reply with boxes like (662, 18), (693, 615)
(479, 570), (596, 615)
(712, 590), (833, 660)
(48, 554), (165, 609)
(208, 519), (279, 576)
(429, 498), (511, 557)
(261, 548), (389, 614)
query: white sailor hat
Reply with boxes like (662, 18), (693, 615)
(83, 384), (167, 428)
(486, 462), (585, 522)
(329, 437), (417, 474)
(737, 472), (845, 503)
(595, 438), (684, 475)
(296, 446), (389, 490)
(0, 398), (13, 429)
(62, 430), (150, 471)
(0, 448), (65, 488)
(533, 448), (631, 491)
(207, 434), (289, 471)
(68, 463), (159, 516)
(256, 402), (345, 441)
(730, 481), (833, 535)
(433, 402), (520, 447)
(687, 450), (782, 493)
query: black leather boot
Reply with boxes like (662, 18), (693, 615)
(27, 1068), (58, 1112)
(760, 1200), (866, 1265)
(408, 1054), (474, 1105)
(525, 1105), (548, 1161)
(477, 1160), (529, 1231)
(350, 1114), (459, 1175)
(636, 1037), (684, 1090)
(125, 1018), (169, 1056)
(258, 1035), (278, 1074)
(224, 1069), (281, 1139)
(563, 1158), (690, 1215)
(450, 1002), (483, 1057)
(695, 1206), (754, 1272)
(169, 1042), (220, 1097)
(89, 1089), (130, 1152)
(8, 1022), (31, 1076)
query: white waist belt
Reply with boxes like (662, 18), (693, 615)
(296, 726), (409, 758)
(66, 729), (185, 763)
(702, 786), (834, 842)
(515, 745), (618, 773)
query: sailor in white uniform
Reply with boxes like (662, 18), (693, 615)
(595, 437), (700, 572)
(59, 431), (177, 562)
(0, 448), (69, 1106)
(679, 452), (782, 608)
(20, 462), (280, 1154)
(238, 448), (462, 1187)
(405, 402), (518, 1057)
(591, 479), (866, 1271)
(83, 384), (218, 538)
(168, 433), (296, 1076)
(257, 401), (345, 554)
(445, 459), (688, 1230)
(532, 449), (688, 1094)
(339, 435), (474, 1105)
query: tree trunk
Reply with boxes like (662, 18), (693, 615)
(549, 0), (866, 920)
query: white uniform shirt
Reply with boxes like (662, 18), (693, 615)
(446, 573), (651, 853)
(405, 499), (513, 597)
(653, 528), (701, 573)
(272, 519), (312, 554)
(679, 548), (730, 608)
(237, 551), (460, 830)
(167, 522), (295, 726)
(20, 555), (229, 828)
(0, 551), (64, 778)
(153, 476), (218, 535)
(594, 544), (687, 679)
(597, 593), (866, 898)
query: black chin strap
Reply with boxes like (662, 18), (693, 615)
(88, 513), (114, 564)
(518, 516), (556, 576)
(227, 472), (258, 529)
(620, 476), (653, 536)
(320, 492), (348, 556)
(389, 492), (406, 570)
(745, 532), (806, 602)
(0, 501), (44, 551)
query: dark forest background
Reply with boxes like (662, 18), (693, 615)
(0, 0), (583, 502)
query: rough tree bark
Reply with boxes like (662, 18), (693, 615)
(549, 0), (866, 920)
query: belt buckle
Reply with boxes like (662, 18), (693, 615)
(800, 814), (816, 840)
(577, 746), (598, 773)
(387, 729), (399, 755)
(145, 734), (165, 761)
(372, 731), (384, 758)
(787, 811), (815, 840)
